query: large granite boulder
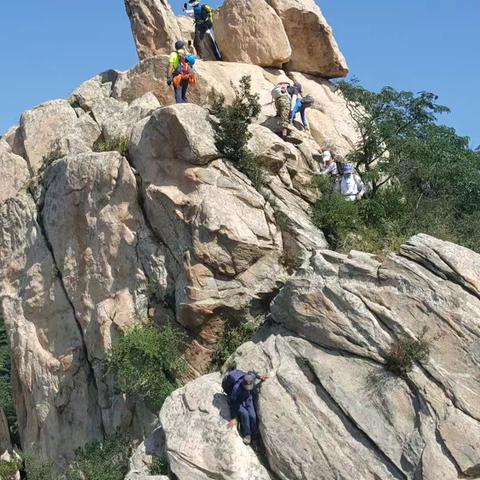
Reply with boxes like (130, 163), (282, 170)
(214, 0), (291, 68)
(160, 373), (273, 480)
(0, 151), (30, 204)
(265, 0), (348, 78)
(158, 234), (480, 479)
(124, 0), (182, 60)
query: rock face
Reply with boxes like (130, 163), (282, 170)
(214, 0), (291, 68)
(0, 50), (336, 462)
(161, 373), (273, 480)
(266, 0), (348, 77)
(159, 234), (480, 479)
(124, 0), (182, 60)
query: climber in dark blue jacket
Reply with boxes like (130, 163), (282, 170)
(183, 1), (222, 60)
(227, 371), (267, 445)
(290, 95), (315, 132)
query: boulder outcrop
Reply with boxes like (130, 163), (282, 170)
(124, 0), (182, 60)
(158, 234), (480, 479)
(214, 0), (291, 68)
(265, 0), (349, 77)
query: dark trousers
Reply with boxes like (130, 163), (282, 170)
(173, 79), (189, 104)
(238, 403), (257, 438)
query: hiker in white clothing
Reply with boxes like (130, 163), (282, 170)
(340, 164), (365, 201)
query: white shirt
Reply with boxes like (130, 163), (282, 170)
(340, 173), (365, 201)
(321, 163), (338, 176)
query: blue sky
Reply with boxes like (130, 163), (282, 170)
(1, 1), (479, 147)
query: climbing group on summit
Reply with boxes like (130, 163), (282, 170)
(166, 2), (364, 208)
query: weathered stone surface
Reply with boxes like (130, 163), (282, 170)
(214, 0), (291, 68)
(160, 373), (272, 480)
(125, 0), (182, 60)
(133, 104), (218, 165)
(41, 152), (167, 437)
(129, 109), (285, 370)
(18, 100), (78, 173)
(0, 193), (103, 465)
(125, 427), (166, 480)
(176, 15), (195, 45)
(68, 70), (119, 111)
(0, 152), (30, 204)
(265, 0), (348, 77)
(159, 234), (480, 480)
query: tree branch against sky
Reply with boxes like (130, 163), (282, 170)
(0, 0), (478, 146)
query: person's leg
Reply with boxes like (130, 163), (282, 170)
(207, 28), (222, 60)
(181, 79), (189, 103)
(247, 404), (258, 439)
(276, 97), (290, 138)
(194, 28), (203, 59)
(237, 405), (251, 438)
(173, 84), (182, 104)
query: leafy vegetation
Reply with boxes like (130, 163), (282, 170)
(149, 457), (168, 476)
(212, 315), (261, 369)
(311, 80), (480, 253)
(209, 76), (265, 189)
(385, 327), (431, 377)
(107, 324), (187, 410)
(65, 435), (131, 480)
(23, 455), (57, 480)
(93, 136), (129, 157)
(0, 317), (17, 444)
(0, 456), (20, 480)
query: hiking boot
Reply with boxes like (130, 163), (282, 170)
(243, 435), (251, 445)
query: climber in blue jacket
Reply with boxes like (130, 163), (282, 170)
(227, 371), (267, 446)
(290, 95), (315, 132)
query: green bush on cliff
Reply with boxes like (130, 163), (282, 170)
(65, 435), (131, 480)
(0, 317), (17, 444)
(107, 324), (187, 410)
(209, 75), (265, 189)
(311, 80), (480, 254)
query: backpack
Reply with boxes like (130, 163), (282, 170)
(271, 82), (289, 100)
(222, 369), (246, 396)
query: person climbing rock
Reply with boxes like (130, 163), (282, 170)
(166, 40), (197, 104)
(183, 1), (222, 61)
(340, 164), (365, 201)
(271, 82), (302, 140)
(320, 150), (337, 175)
(290, 95), (315, 132)
(222, 368), (268, 446)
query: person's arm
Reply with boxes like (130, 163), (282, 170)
(183, 3), (195, 16)
(320, 163), (335, 175)
(166, 61), (173, 86)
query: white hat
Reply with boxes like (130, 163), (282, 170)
(322, 151), (332, 161)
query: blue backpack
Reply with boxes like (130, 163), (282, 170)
(222, 369), (247, 396)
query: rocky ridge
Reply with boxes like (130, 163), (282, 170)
(0, 1), (478, 479)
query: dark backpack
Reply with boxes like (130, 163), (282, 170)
(222, 369), (246, 396)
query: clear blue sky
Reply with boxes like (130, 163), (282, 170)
(1, 1), (479, 147)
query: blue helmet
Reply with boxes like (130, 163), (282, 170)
(186, 54), (196, 66)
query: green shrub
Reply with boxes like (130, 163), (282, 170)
(212, 316), (261, 369)
(107, 324), (187, 410)
(23, 456), (57, 480)
(384, 327), (431, 377)
(210, 76), (265, 189)
(0, 317), (17, 444)
(0, 456), (20, 480)
(93, 137), (129, 157)
(149, 457), (168, 476)
(65, 436), (131, 480)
